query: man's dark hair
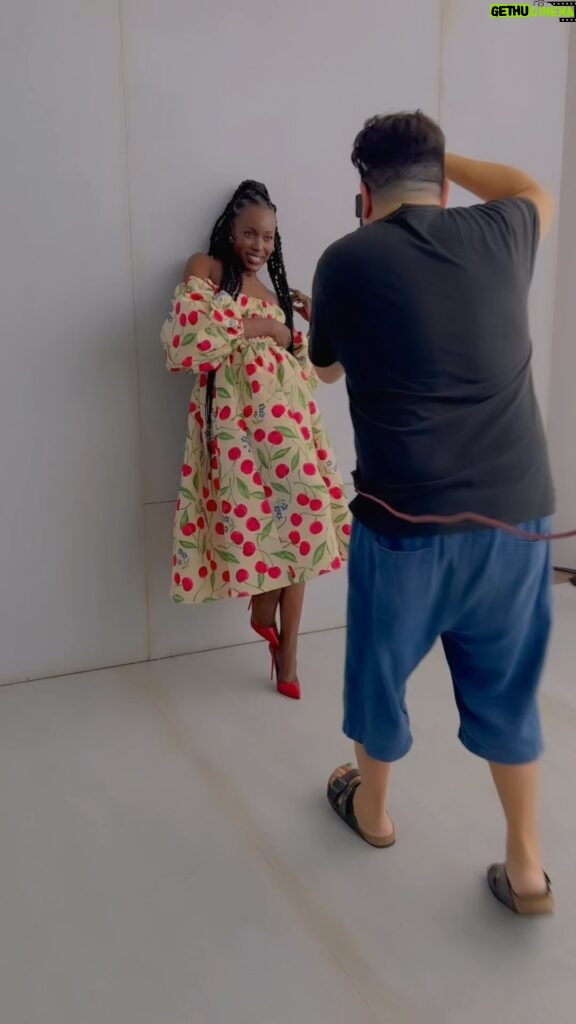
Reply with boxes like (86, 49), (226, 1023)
(352, 111), (445, 193)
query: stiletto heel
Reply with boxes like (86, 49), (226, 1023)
(249, 597), (280, 649)
(271, 647), (301, 701)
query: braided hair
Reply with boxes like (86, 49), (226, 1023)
(208, 180), (294, 335)
(203, 181), (294, 458)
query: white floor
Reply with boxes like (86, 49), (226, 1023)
(0, 586), (575, 1024)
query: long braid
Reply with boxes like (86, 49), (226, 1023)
(204, 180), (294, 455)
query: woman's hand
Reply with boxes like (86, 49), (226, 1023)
(291, 289), (312, 323)
(243, 317), (292, 349)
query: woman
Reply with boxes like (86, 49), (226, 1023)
(161, 180), (349, 699)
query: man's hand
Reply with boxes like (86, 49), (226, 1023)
(445, 153), (555, 239)
(291, 289), (312, 323)
(243, 317), (292, 349)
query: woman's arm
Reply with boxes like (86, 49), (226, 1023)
(160, 274), (243, 373)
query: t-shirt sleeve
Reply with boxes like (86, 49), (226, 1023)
(308, 259), (338, 368)
(479, 197), (540, 280)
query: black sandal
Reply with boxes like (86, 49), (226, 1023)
(327, 765), (396, 848)
(487, 864), (555, 916)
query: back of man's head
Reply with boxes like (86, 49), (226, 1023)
(352, 111), (445, 197)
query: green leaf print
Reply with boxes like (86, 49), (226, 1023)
(257, 573), (266, 589)
(216, 550), (240, 564)
(291, 453), (300, 472)
(181, 333), (195, 347)
(271, 446), (291, 462)
(313, 542), (327, 567)
(224, 364), (235, 386)
(192, 471), (199, 492)
(216, 431), (234, 442)
(180, 509), (189, 528)
(273, 551), (298, 563)
(237, 479), (251, 501)
(272, 482), (290, 496)
(217, 387), (230, 398)
(297, 388), (307, 409)
(173, 595), (185, 604)
(180, 540), (196, 549)
(277, 363), (285, 386)
(260, 520), (274, 542)
(278, 427), (298, 440)
(180, 488), (194, 500)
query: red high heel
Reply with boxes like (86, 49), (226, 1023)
(249, 598), (280, 649)
(271, 647), (301, 701)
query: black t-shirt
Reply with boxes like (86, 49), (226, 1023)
(309, 199), (554, 534)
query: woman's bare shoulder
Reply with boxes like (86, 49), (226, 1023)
(182, 253), (223, 285)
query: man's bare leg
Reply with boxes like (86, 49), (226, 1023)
(351, 743), (394, 840)
(490, 760), (548, 897)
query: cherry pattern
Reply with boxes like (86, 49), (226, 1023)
(161, 276), (350, 603)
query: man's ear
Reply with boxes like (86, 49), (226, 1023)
(361, 182), (373, 222)
(440, 178), (450, 208)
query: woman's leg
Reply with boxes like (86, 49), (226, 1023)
(278, 583), (305, 680)
(251, 589), (282, 629)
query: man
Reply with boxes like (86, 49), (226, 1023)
(309, 111), (556, 915)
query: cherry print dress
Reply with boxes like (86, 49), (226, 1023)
(161, 275), (350, 603)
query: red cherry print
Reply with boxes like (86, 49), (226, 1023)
(179, 313), (187, 327)
(343, 523), (351, 536)
(330, 487), (343, 500)
(310, 499), (323, 512)
(301, 427), (311, 441)
(243, 405), (253, 418)
(268, 566), (282, 580)
(293, 412), (303, 425)
(231, 531), (244, 545)
(172, 555), (177, 567)
(206, 499), (217, 512)
(264, 485), (273, 498)
(197, 340), (211, 352)
(172, 335), (181, 349)
(224, 308), (235, 318)
(303, 463), (316, 477)
(260, 501), (272, 515)
(251, 381), (261, 394)
(199, 374), (207, 388)
(182, 357), (193, 368)
(189, 402), (197, 413)
(175, 302), (181, 315)
(297, 493), (310, 507)
(309, 401), (317, 414)
(268, 430), (283, 446)
(199, 362), (214, 373)
(243, 542), (256, 557)
(253, 471), (262, 486)
(222, 570), (231, 583)
(213, 310), (224, 323)
(228, 447), (241, 461)
(255, 561), (268, 574)
(174, 572), (181, 585)
(215, 523), (225, 536)
(289, 531), (301, 545)
(241, 459), (254, 475)
(197, 516), (205, 529)
(246, 517), (260, 533)
(291, 513), (303, 526)
(199, 567), (209, 579)
(182, 464), (192, 477)
(235, 504), (247, 519)
(182, 524), (196, 537)
(256, 356), (264, 368)
(202, 487), (210, 499)
(222, 500), (232, 515)
(219, 406), (231, 420)
(188, 311), (199, 326)
(310, 521), (324, 536)
(317, 449), (328, 461)
(236, 568), (250, 583)
(190, 292), (204, 301)
(271, 404), (286, 418)
(240, 296), (248, 307)
(331, 557), (342, 570)
(254, 428), (266, 443)
(210, 560), (218, 571)
(237, 419), (247, 432)
(214, 478), (221, 492)
(300, 541), (311, 557)
(246, 363), (257, 377)
(276, 464), (289, 479)
(182, 577), (193, 592)
(211, 457), (218, 471)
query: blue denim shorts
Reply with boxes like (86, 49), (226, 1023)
(344, 519), (552, 765)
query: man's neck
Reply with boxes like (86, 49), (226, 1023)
(367, 184), (441, 223)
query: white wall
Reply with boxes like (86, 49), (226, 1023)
(0, 1), (571, 683)
(0, 2), (148, 684)
(548, 26), (576, 571)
